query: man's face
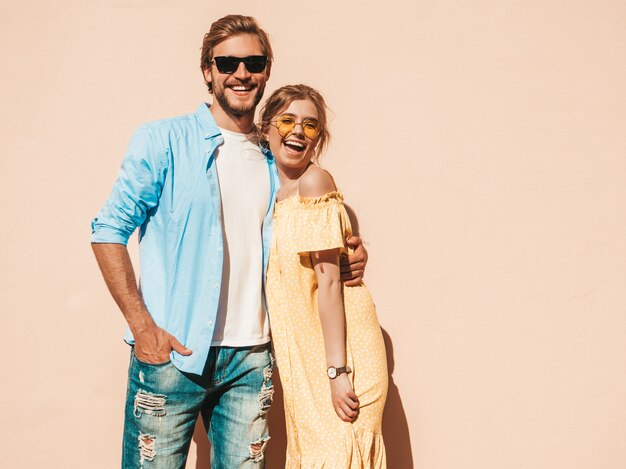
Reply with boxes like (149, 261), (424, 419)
(203, 34), (271, 118)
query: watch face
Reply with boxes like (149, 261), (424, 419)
(327, 367), (337, 379)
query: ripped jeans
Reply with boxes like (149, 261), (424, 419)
(122, 344), (274, 469)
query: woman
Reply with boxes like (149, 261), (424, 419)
(261, 85), (388, 468)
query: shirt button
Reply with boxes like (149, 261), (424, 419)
(214, 282), (219, 288)
(207, 320), (213, 326)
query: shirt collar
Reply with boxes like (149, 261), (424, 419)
(195, 103), (222, 140)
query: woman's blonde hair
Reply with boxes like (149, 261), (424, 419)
(259, 84), (331, 160)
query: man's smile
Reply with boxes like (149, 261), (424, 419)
(226, 83), (256, 96)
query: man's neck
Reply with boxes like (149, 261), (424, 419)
(209, 102), (256, 134)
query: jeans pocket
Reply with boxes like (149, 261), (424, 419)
(132, 347), (172, 367)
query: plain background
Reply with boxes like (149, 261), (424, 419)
(2, 0), (626, 468)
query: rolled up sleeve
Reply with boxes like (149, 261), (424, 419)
(91, 125), (168, 245)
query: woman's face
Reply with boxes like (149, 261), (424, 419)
(267, 98), (320, 172)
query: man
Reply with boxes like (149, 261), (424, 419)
(91, 14), (367, 469)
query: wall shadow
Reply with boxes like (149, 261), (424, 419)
(344, 203), (361, 237)
(266, 365), (287, 467)
(347, 203), (414, 467)
(192, 418), (211, 468)
(381, 327), (414, 468)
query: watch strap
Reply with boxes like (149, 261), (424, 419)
(327, 365), (352, 379)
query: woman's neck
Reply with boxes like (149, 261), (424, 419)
(277, 163), (312, 200)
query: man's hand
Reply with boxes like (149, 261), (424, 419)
(340, 235), (368, 286)
(330, 374), (359, 422)
(133, 324), (192, 365)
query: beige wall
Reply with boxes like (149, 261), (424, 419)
(2, 0), (626, 467)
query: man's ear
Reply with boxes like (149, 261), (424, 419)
(202, 67), (212, 89)
(265, 62), (272, 81)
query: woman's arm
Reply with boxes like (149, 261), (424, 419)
(312, 249), (359, 422)
(300, 165), (359, 422)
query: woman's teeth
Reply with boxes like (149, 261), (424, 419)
(284, 141), (305, 152)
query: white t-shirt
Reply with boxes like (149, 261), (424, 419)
(211, 127), (271, 346)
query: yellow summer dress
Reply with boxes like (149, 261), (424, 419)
(266, 191), (388, 468)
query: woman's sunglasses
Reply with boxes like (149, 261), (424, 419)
(270, 115), (321, 139)
(212, 55), (268, 74)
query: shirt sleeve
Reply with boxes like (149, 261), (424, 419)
(290, 194), (350, 254)
(91, 125), (168, 245)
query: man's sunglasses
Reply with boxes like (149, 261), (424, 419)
(270, 114), (321, 139)
(212, 55), (268, 74)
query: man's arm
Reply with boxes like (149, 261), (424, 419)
(340, 236), (368, 286)
(91, 126), (190, 363)
(92, 243), (191, 364)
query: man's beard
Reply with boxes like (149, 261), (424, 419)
(213, 83), (265, 117)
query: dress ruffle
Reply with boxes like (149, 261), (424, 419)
(275, 191), (352, 254)
(285, 428), (386, 469)
(297, 191), (344, 207)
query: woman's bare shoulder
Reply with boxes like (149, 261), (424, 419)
(298, 165), (337, 197)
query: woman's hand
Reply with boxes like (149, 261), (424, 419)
(330, 374), (359, 422)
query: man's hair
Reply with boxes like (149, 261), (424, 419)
(259, 84), (331, 160)
(201, 15), (273, 91)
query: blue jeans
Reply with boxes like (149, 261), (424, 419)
(121, 344), (274, 468)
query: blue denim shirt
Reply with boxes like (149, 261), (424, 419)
(91, 103), (280, 375)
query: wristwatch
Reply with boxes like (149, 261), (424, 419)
(327, 365), (351, 379)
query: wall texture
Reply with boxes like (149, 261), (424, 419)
(2, 1), (625, 468)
